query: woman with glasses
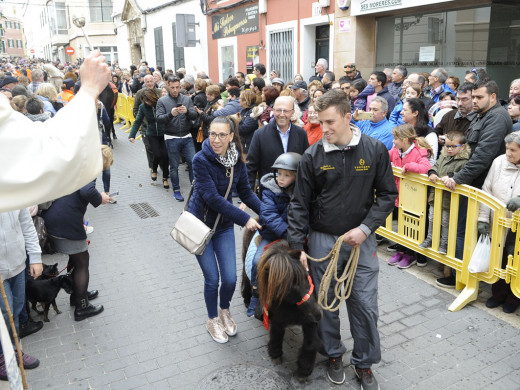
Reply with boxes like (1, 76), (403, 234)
(187, 117), (262, 343)
(303, 103), (322, 145)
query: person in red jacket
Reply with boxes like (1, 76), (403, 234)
(387, 124), (431, 268)
(303, 104), (322, 145)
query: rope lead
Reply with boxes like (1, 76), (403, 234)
(307, 235), (360, 312)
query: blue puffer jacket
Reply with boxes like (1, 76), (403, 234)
(258, 173), (291, 241)
(389, 99), (405, 127)
(187, 139), (261, 230)
(43, 180), (102, 240)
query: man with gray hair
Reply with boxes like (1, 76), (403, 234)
(246, 96), (309, 193)
(290, 81), (310, 114)
(183, 74), (195, 95)
(388, 65), (407, 100)
(352, 96), (394, 150)
(27, 69), (44, 94)
(322, 71), (335, 90)
(429, 68), (454, 103)
(315, 58), (328, 80)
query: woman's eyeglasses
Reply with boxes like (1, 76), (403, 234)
(208, 132), (230, 140)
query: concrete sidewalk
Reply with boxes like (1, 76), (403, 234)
(19, 124), (520, 389)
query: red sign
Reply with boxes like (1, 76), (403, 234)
(65, 47), (75, 55)
(30, 49), (34, 54)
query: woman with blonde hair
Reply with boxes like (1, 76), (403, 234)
(153, 71), (166, 89)
(35, 83), (60, 115)
(11, 95), (28, 113)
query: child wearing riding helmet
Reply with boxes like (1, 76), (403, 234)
(245, 152), (302, 317)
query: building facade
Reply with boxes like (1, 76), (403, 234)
(115, 0), (208, 73)
(22, 0), (116, 63)
(0, 15), (25, 58)
(206, 0), (335, 84)
(334, 0), (520, 99)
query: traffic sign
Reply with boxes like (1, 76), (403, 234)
(65, 46), (75, 55)
(30, 49), (34, 54)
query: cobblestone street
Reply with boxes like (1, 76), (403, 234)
(19, 124), (520, 389)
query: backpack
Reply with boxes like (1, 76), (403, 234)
(32, 216), (47, 251)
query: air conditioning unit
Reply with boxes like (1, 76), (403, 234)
(259, 0), (267, 14)
(318, 0), (330, 6)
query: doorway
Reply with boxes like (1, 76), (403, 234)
(315, 25), (329, 67)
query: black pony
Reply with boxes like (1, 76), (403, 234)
(256, 240), (322, 379)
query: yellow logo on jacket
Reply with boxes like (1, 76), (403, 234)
(320, 165), (336, 171)
(354, 158), (370, 172)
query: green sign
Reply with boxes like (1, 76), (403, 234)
(212, 5), (259, 39)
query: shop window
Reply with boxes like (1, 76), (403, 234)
(154, 27), (164, 70)
(376, 7), (491, 79)
(172, 23), (185, 71)
(270, 29), (294, 82)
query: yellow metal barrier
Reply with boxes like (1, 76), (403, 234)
(377, 168), (510, 311)
(113, 93), (125, 124)
(122, 96), (135, 132)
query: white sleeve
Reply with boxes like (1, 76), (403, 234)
(0, 91), (102, 212)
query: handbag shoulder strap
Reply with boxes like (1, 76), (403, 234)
(212, 166), (234, 230)
(184, 166), (235, 230)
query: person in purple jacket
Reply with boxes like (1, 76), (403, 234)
(187, 116), (261, 344)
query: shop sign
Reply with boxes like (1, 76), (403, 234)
(338, 18), (351, 32)
(212, 5), (259, 39)
(350, 0), (455, 16)
(246, 45), (259, 74)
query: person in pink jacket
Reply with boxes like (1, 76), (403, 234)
(387, 124), (431, 268)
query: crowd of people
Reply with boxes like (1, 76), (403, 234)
(1, 51), (520, 389)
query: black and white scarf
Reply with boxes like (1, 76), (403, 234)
(216, 141), (239, 169)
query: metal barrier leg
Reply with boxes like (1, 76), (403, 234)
(448, 277), (479, 311)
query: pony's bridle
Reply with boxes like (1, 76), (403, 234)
(262, 275), (315, 330)
(296, 275), (314, 306)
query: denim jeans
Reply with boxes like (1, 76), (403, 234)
(102, 169), (110, 193)
(165, 137), (195, 191)
(250, 237), (271, 287)
(0, 270), (25, 352)
(195, 227), (236, 319)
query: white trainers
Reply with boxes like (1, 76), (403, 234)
(206, 318), (228, 344)
(218, 308), (237, 336)
(85, 225), (94, 234)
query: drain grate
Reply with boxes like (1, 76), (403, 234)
(129, 202), (160, 219)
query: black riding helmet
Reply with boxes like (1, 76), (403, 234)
(272, 152), (302, 188)
(271, 152), (302, 171)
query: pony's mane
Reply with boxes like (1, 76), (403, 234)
(257, 240), (306, 308)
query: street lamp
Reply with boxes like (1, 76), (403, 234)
(72, 16), (93, 51)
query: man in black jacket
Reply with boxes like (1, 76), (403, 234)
(287, 89), (397, 389)
(156, 77), (197, 201)
(246, 96), (309, 194)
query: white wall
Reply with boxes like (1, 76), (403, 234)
(21, 0), (51, 59)
(141, 0), (208, 74)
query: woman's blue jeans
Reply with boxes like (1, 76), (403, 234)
(0, 269), (25, 353)
(196, 227), (236, 319)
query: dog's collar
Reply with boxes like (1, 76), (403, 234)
(296, 275), (314, 306)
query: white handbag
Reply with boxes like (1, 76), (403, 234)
(170, 167), (234, 255)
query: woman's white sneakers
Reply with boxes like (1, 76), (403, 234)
(206, 317), (228, 343)
(218, 308), (237, 336)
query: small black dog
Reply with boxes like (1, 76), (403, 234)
(26, 274), (73, 322)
